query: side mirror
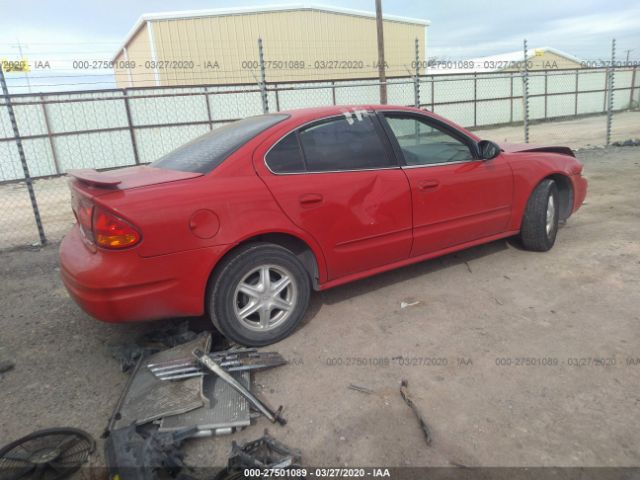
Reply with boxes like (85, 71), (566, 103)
(478, 140), (501, 160)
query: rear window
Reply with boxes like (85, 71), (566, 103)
(151, 114), (289, 173)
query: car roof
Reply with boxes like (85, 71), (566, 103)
(270, 105), (480, 141)
(277, 104), (418, 120)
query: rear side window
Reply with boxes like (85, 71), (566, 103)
(298, 115), (393, 172)
(265, 132), (305, 173)
(152, 114), (289, 173)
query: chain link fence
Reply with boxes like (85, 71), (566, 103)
(1, 37), (639, 249)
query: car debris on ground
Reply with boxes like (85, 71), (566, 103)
(103, 327), (293, 479)
(0, 427), (95, 479)
(400, 379), (433, 446)
(227, 430), (301, 470)
(348, 384), (374, 395)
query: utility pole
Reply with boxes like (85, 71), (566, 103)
(375, 0), (387, 104)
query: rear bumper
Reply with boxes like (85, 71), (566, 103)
(59, 226), (227, 322)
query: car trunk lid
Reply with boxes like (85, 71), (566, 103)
(67, 166), (203, 248)
(68, 166), (203, 192)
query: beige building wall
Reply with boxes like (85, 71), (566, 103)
(504, 50), (582, 72)
(114, 9), (426, 87)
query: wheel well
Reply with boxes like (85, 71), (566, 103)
(209, 233), (320, 297)
(546, 174), (573, 221)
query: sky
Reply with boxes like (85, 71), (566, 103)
(0, 0), (638, 92)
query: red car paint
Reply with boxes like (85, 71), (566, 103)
(59, 105), (587, 323)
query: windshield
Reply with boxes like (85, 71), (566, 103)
(151, 114), (289, 173)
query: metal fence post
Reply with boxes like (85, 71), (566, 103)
(606, 38), (616, 146)
(0, 66), (47, 245)
(602, 70), (608, 113)
(258, 38), (269, 114)
(413, 38), (420, 108)
(430, 75), (435, 112)
(574, 69), (579, 116)
(509, 72), (514, 123)
(204, 87), (213, 130)
(122, 89), (140, 164)
(543, 70), (548, 120)
(522, 39), (530, 143)
(40, 94), (61, 175)
(629, 66), (637, 108)
(473, 72), (478, 127)
(274, 84), (281, 112)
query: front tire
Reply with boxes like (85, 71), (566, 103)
(208, 243), (311, 346)
(520, 179), (559, 252)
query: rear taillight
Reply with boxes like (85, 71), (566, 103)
(74, 196), (95, 244)
(92, 207), (141, 249)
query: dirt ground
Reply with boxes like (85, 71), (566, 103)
(1, 111), (639, 249)
(470, 111), (640, 148)
(1, 146), (640, 470)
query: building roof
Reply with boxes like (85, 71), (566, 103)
(431, 47), (583, 74)
(114, 4), (430, 60)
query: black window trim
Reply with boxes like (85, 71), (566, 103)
(376, 110), (482, 168)
(263, 112), (401, 175)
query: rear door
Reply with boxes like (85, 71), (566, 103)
(379, 111), (513, 257)
(255, 111), (412, 281)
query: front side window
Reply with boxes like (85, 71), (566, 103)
(298, 115), (393, 172)
(384, 115), (473, 166)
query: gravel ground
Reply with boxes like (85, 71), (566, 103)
(1, 146), (639, 470)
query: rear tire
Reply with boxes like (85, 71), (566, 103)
(520, 179), (559, 252)
(208, 243), (310, 346)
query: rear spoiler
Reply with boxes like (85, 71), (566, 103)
(67, 169), (121, 187)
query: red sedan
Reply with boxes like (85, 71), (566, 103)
(60, 105), (587, 346)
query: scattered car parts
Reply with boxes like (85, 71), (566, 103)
(0, 427), (95, 480)
(227, 429), (301, 470)
(400, 379), (432, 446)
(159, 370), (252, 434)
(148, 348), (287, 381)
(111, 334), (211, 428)
(103, 327), (290, 479)
(348, 384), (374, 395)
(194, 349), (287, 425)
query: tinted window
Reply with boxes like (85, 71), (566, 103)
(265, 132), (305, 173)
(298, 115), (393, 172)
(384, 115), (473, 166)
(152, 114), (289, 173)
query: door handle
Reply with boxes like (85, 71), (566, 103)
(299, 193), (323, 205)
(418, 180), (440, 191)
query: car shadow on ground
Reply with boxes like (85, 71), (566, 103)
(300, 237), (515, 327)
(166, 237), (517, 342)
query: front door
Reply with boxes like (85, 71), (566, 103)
(380, 112), (513, 257)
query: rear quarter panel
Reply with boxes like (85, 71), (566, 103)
(92, 155), (328, 281)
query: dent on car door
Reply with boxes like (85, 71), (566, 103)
(258, 112), (413, 281)
(381, 113), (514, 256)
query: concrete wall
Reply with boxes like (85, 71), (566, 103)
(503, 50), (582, 72)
